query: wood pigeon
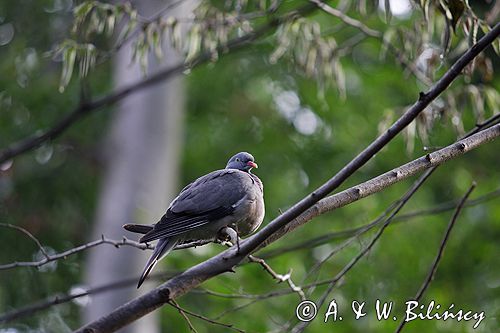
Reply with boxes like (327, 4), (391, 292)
(124, 152), (264, 288)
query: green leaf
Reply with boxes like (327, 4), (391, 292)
(59, 45), (77, 93)
(332, 57), (346, 100)
(380, 28), (396, 59)
(479, 22), (500, 56)
(116, 16), (137, 45)
(73, 1), (96, 24)
(442, 20), (451, 54)
(106, 12), (116, 36)
(79, 44), (96, 78)
(484, 87), (500, 112)
(186, 24), (202, 63)
(446, 0), (465, 31)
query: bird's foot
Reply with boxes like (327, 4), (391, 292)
(217, 226), (238, 248)
(236, 234), (241, 254)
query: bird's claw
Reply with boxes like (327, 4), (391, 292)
(217, 226), (240, 252)
(217, 226), (238, 245)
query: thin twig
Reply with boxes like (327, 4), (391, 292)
(302, 178), (421, 281)
(0, 223), (50, 259)
(0, 232), (216, 271)
(248, 255), (305, 300)
(0, 235), (152, 270)
(170, 300), (199, 333)
(0, 270), (177, 323)
(310, 0), (381, 37)
(213, 298), (262, 321)
(394, 183), (476, 333)
(167, 301), (246, 333)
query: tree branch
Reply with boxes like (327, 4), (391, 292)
(0, 223), (50, 260)
(0, 235), (152, 270)
(170, 300), (199, 333)
(248, 255), (305, 301)
(259, 185), (500, 259)
(168, 300), (246, 333)
(311, 0), (381, 38)
(0, 3), (318, 165)
(0, 270), (178, 324)
(394, 183), (476, 333)
(0, 234), (218, 271)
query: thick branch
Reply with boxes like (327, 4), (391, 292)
(76, 123), (499, 332)
(260, 185), (500, 258)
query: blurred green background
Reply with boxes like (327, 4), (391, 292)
(0, 0), (499, 332)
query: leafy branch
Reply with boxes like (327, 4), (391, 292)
(0, 2), (318, 166)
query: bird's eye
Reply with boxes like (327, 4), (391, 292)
(236, 158), (240, 162)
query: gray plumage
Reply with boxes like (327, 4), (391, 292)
(124, 152), (264, 288)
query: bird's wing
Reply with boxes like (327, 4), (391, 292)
(139, 169), (250, 243)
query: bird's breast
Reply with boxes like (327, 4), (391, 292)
(234, 194), (265, 236)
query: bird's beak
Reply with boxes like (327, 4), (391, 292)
(247, 161), (258, 169)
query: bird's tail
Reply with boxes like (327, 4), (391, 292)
(137, 237), (178, 288)
(123, 223), (153, 234)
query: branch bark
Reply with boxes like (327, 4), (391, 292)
(76, 123), (499, 332)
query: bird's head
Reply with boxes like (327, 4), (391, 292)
(226, 152), (258, 172)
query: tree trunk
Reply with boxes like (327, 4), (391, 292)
(83, 0), (194, 331)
